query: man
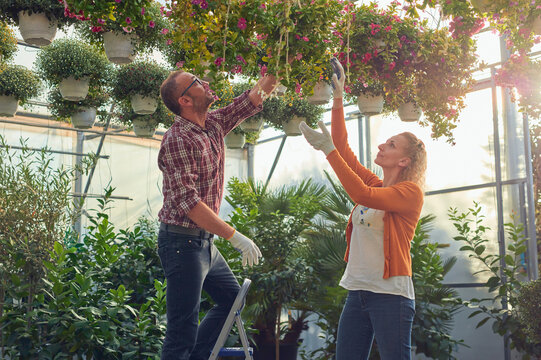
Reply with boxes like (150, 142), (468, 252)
(157, 70), (278, 360)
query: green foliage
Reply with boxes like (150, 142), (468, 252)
(112, 60), (169, 100)
(0, 21), (17, 62)
(48, 85), (110, 122)
(266, 93), (323, 131)
(516, 279), (541, 349)
(35, 38), (112, 86)
(411, 214), (465, 359)
(449, 201), (541, 358)
(115, 100), (175, 128)
(0, 0), (74, 27)
(0, 64), (40, 103)
(225, 177), (327, 348)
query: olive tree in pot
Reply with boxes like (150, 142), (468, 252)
(35, 38), (111, 101)
(0, 64), (40, 116)
(0, 0), (75, 46)
(48, 85), (109, 129)
(112, 60), (169, 115)
(225, 178), (327, 360)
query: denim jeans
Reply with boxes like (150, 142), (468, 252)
(336, 290), (415, 360)
(157, 228), (240, 360)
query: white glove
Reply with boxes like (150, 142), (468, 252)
(331, 58), (345, 99)
(299, 121), (335, 155)
(228, 230), (262, 267)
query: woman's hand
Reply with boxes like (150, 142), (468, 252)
(331, 57), (345, 99)
(299, 121), (335, 155)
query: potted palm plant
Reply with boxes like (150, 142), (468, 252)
(112, 60), (169, 115)
(0, 22), (18, 63)
(0, 0), (74, 46)
(35, 38), (111, 102)
(48, 85), (109, 129)
(0, 64), (40, 116)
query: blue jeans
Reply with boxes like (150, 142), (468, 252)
(157, 229), (240, 360)
(336, 290), (415, 360)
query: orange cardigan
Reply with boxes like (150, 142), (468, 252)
(326, 107), (424, 278)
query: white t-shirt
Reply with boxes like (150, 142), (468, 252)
(339, 205), (415, 300)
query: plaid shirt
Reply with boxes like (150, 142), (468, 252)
(158, 91), (261, 227)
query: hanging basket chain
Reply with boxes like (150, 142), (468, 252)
(346, 3), (351, 84)
(221, 0), (231, 73)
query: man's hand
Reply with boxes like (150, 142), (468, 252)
(299, 121), (335, 155)
(331, 58), (345, 99)
(228, 230), (262, 267)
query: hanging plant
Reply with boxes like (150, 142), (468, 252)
(0, 21), (18, 62)
(0, 0), (74, 29)
(48, 85), (109, 126)
(115, 100), (175, 137)
(0, 64), (41, 104)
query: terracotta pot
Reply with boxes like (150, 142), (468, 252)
(398, 102), (422, 122)
(225, 132), (246, 149)
(71, 107), (96, 129)
(0, 95), (18, 117)
(357, 94), (384, 116)
(240, 117), (264, 132)
(283, 115), (305, 136)
(59, 77), (89, 102)
(103, 31), (137, 64)
(132, 118), (156, 137)
(131, 94), (158, 115)
(18, 11), (57, 46)
(308, 81), (332, 105)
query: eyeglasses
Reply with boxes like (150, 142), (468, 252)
(180, 77), (202, 97)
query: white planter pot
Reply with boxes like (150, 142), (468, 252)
(132, 118), (156, 138)
(131, 94), (158, 115)
(71, 107), (96, 129)
(469, 0), (492, 12)
(225, 132), (245, 149)
(398, 102), (422, 122)
(308, 81), (332, 105)
(533, 16), (541, 35)
(240, 117), (264, 132)
(18, 11), (57, 47)
(357, 94), (384, 116)
(59, 77), (90, 101)
(274, 84), (287, 96)
(283, 115), (305, 136)
(375, 39), (386, 51)
(103, 31), (137, 64)
(0, 95), (18, 117)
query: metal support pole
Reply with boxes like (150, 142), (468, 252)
(265, 136), (286, 188)
(365, 115), (372, 170)
(522, 112), (539, 280)
(73, 131), (84, 236)
(491, 67), (511, 360)
(247, 143), (254, 180)
(357, 114), (364, 165)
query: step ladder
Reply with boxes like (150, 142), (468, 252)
(208, 278), (253, 360)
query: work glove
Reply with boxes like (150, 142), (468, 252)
(228, 230), (262, 267)
(331, 57), (345, 99)
(299, 120), (335, 156)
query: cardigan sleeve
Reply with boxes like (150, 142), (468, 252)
(331, 107), (382, 187)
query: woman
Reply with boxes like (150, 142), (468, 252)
(299, 59), (427, 360)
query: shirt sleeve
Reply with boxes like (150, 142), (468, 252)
(159, 135), (201, 217)
(331, 107), (382, 187)
(210, 90), (262, 135)
(326, 149), (423, 214)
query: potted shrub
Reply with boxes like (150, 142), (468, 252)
(0, 21), (18, 63)
(116, 100), (174, 138)
(112, 60), (169, 115)
(347, 80), (386, 116)
(0, 0), (74, 46)
(72, 0), (170, 64)
(0, 64), (40, 116)
(48, 85), (109, 129)
(306, 64), (334, 105)
(35, 38), (111, 102)
(279, 94), (323, 136)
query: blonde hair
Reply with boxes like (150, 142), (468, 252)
(397, 132), (427, 189)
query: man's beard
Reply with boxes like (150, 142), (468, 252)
(193, 93), (215, 114)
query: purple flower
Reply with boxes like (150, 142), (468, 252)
(215, 57), (224, 66)
(126, 17), (132, 24)
(149, 20), (155, 28)
(238, 18), (247, 30)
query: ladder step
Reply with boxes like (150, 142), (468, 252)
(218, 347), (253, 356)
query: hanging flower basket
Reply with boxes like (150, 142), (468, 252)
(308, 81), (333, 105)
(18, 11), (57, 46)
(283, 116), (305, 136)
(132, 118), (156, 138)
(103, 31), (137, 65)
(357, 94), (384, 116)
(240, 117), (264, 132)
(71, 107), (96, 129)
(0, 95), (18, 117)
(398, 102), (422, 122)
(59, 77), (90, 102)
(225, 132), (245, 149)
(131, 94), (158, 115)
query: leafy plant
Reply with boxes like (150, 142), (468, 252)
(269, 93), (323, 131)
(515, 279), (541, 350)
(35, 38), (112, 86)
(0, 64), (40, 103)
(112, 60), (169, 100)
(0, 21), (17, 62)
(449, 201), (541, 358)
(0, 0), (74, 27)
(48, 85), (110, 122)
(115, 100), (175, 129)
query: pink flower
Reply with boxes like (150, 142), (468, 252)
(97, 18), (105, 24)
(295, 83), (302, 93)
(141, 7), (145, 15)
(149, 20), (155, 28)
(176, 61), (185, 68)
(115, 0), (121, 3)
(215, 57), (224, 66)
(384, 25), (392, 32)
(161, 28), (169, 35)
(236, 55), (247, 64)
(389, 61), (396, 71)
(232, 65), (243, 74)
(91, 26), (103, 33)
(303, 36), (309, 41)
(166, 39), (173, 45)
(126, 17), (132, 24)
(237, 18), (247, 30)
(122, 26), (134, 33)
(295, 53), (303, 60)
(260, 3), (266, 9)
(260, 64), (267, 76)
(200, 1), (208, 9)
